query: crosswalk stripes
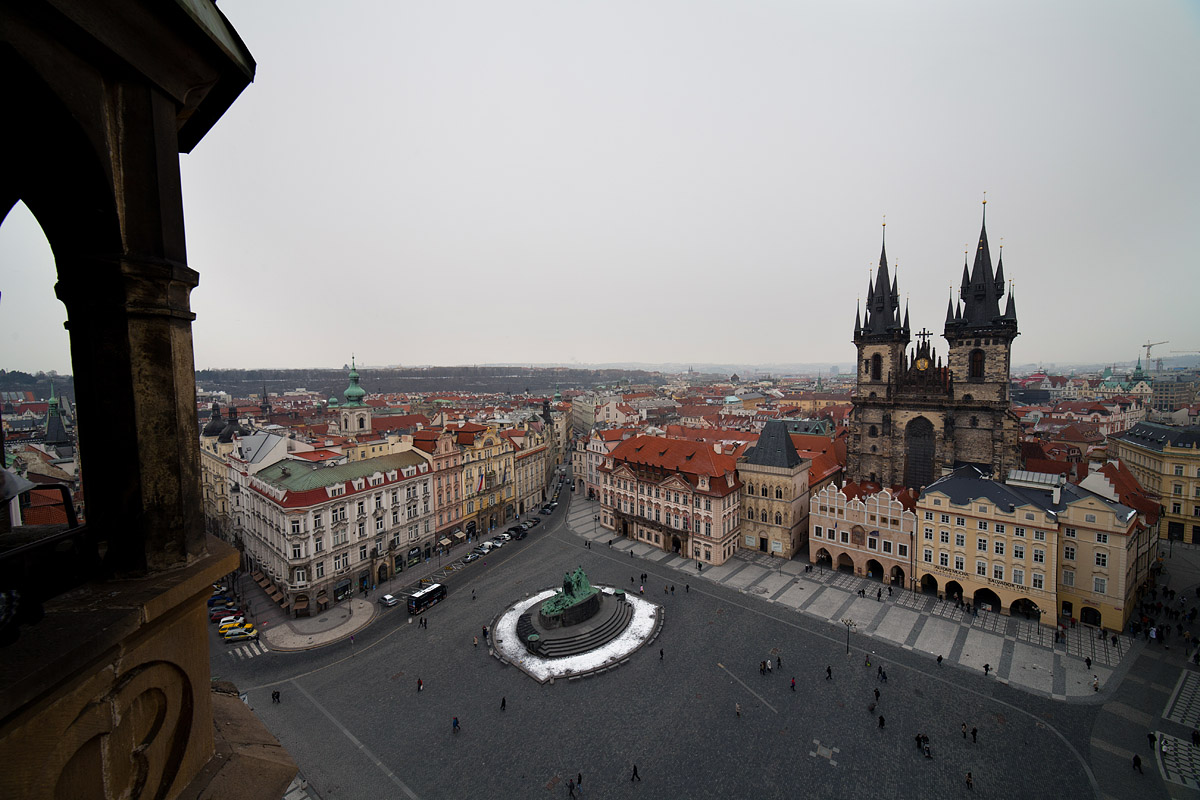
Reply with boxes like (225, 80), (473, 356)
(228, 641), (269, 660)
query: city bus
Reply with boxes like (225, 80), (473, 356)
(407, 583), (446, 615)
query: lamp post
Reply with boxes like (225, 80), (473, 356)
(841, 617), (856, 654)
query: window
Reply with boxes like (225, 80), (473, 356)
(1084, 513), (1097, 523)
(897, 543), (908, 557)
(1093, 577), (1107, 595)
(868, 537), (877, 550)
(940, 530), (949, 544)
(1012, 568), (1024, 585)
(1061, 569), (1073, 587)
(1095, 533), (1108, 544)
(357, 521), (366, 538)
(1063, 545), (1075, 561)
(375, 517), (385, 532)
(291, 543), (301, 559)
(359, 544), (367, 561)
(827, 529), (834, 540)
(334, 553), (346, 570)
(314, 512), (323, 529)
(1032, 573), (1044, 590)
(924, 511), (934, 521)
(291, 519), (301, 535)
(994, 541), (1004, 556)
(315, 561), (325, 579)
(955, 533), (965, 547)
(357, 500), (365, 516)
(1033, 548), (1045, 564)
(761, 486), (768, 497)
(1176, 464), (1185, 476)
(969, 349), (985, 379)
(776, 488), (783, 499)
(747, 509), (754, 521)
(1095, 552), (1107, 568)
(883, 540), (893, 554)
(775, 512), (783, 525)
(293, 568), (307, 583)
(977, 520), (989, 531)
(924, 548), (934, 563)
(956, 517), (966, 527)
(1014, 527), (1025, 538)
(315, 536), (324, 553)
(976, 560), (987, 576)
(841, 531), (849, 544)
(993, 564), (1004, 581)
(924, 527), (934, 540)
(814, 525), (823, 537)
(940, 514), (950, 524)
(1064, 527), (1076, 538)
(939, 552), (948, 567)
(1174, 503), (1183, 514)
(1034, 530), (1046, 541)
(954, 555), (964, 571)
(1175, 484), (1184, 496)
(977, 537), (987, 551)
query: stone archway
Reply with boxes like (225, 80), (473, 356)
(920, 574), (938, 596)
(890, 566), (905, 587)
(946, 580), (964, 604)
(1080, 606), (1102, 627)
(377, 564), (388, 584)
(973, 587), (1002, 613)
(1010, 597), (1039, 620)
(814, 548), (832, 567)
(836, 553), (856, 574)
(904, 417), (936, 490)
(672, 536), (682, 554)
(866, 559), (884, 581)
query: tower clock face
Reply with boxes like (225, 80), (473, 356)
(916, 357), (931, 371)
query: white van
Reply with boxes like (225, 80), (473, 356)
(473, 542), (493, 555)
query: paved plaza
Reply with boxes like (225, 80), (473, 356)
(209, 492), (1200, 800)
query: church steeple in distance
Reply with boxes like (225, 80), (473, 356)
(856, 217), (907, 342)
(952, 195), (1014, 330)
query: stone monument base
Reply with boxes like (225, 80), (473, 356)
(517, 590), (632, 657)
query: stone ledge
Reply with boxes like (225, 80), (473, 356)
(175, 689), (297, 800)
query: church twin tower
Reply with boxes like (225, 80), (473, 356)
(847, 206), (1022, 490)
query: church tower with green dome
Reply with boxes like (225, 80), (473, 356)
(338, 357), (372, 437)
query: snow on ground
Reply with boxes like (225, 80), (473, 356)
(492, 586), (660, 682)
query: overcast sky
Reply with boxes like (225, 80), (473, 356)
(3, 1), (1198, 375)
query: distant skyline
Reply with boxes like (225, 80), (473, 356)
(3, 1), (1199, 375)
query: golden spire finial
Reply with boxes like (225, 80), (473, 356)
(982, 190), (987, 205)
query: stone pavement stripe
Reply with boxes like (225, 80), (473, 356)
(1089, 737), (1134, 760)
(960, 629), (1005, 674)
(913, 616), (959, 657)
(947, 625), (971, 662)
(1052, 653), (1067, 698)
(810, 588), (855, 621)
(1124, 673), (1175, 693)
(702, 560), (744, 583)
(288, 680), (421, 800)
(716, 662), (778, 714)
(1099, 701), (1154, 727)
(871, 606), (918, 647)
(725, 565), (767, 590)
(996, 638), (1016, 679)
(859, 599), (896, 635)
(902, 613), (929, 649)
(796, 583), (827, 612)
(774, 583), (808, 608)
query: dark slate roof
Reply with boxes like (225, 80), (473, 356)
(741, 420), (802, 469)
(1111, 422), (1200, 452)
(924, 465), (1135, 521)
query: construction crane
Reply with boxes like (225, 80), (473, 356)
(1143, 340), (1168, 372)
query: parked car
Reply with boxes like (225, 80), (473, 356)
(207, 594), (234, 608)
(211, 584), (228, 594)
(379, 594), (398, 607)
(496, 533), (512, 542)
(218, 615), (246, 627)
(513, 529), (527, 540)
(209, 607), (242, 622)
(463, 552), (481, 564)
(507, 526), (522, 535)
(223, 626), (258, 643)
(489, 538), (504, 548)
(540, 507), (552, 515)
(528, 518), (541, 527)
(473, 543), (492, 555)
(218, 620), (251, 634)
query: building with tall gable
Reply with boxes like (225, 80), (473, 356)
(736, 420), (811, 558)
(847, 207), (1022, 491)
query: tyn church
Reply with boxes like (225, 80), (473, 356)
(847, 207), (1022, 490)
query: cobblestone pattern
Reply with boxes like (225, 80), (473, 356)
(1165, 671), (1200, 728)
(1157, 731), (1200, 789)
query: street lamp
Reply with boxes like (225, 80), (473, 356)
(841, 617), (856, 654)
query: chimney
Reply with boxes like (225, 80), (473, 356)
(1051, 486), (1060, 505)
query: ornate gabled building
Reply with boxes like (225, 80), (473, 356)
(847, 208), (1022, 491)
(736, 420), (811, 558)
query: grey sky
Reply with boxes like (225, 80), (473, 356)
(3, 1), (1198, 375)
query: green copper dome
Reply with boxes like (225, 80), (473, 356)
(343, 357), (367, 407)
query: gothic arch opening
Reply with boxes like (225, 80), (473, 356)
(904, 417), (935, 490)
(870, 353), (882, 381)
(969, 349), (985, 380)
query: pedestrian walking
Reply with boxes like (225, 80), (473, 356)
(1192, 729), (1199, 747)
(1149, 732), (1158, 749)
(665, 585), (668, 595)
(877, 665), (883, 680)
(767, 659), (773, 674)
(888, 586), (892, 597)
(791, 677), (796, 691)
(971, 727), (977, 743)
(631, 764), (641, 781)
(878, 715), (886, 729)
(983, 663), (991, 676)
(568, 778), (575, 798)
(452, 716), (459, 733)
(864, 653), (871, 668)
(966, 772), (973, 790)
(1093, 675), (1100, 692)
(882, 670), (888, 683)
(501, 697), (506, 711)
(639, 585), (644, 595)
(350, 634), (355, 645)
(472, 590), (476, 601)
(660, 648), (664, 661)
(962, 723), (967, 739)
(736, 703), (741, 718)
(578, 773), (583, 791)
(937, 655), (943, 666)
(1133, 754), (1143, 773)
(877, 588), (882, 601)
(826, 665), (832, 680)
(874, 688), (880, 702)
(418, 678), (423, 692)
(760, 661), (766, 675)
(473, 636), (478, 648)
(671, 585), (675, 595)
(778, 654), (783, 669)
(1085, 656), (1091, 670)
(686, 584), (689, 593)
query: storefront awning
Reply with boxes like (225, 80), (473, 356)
(292, 598), (309, 611)
(256, 575), (270, 588)
(269, 589), (284, 603)
(438, 538), (451, 546)
(251, 570), (264, 581)
(452, 531), (466, 540)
